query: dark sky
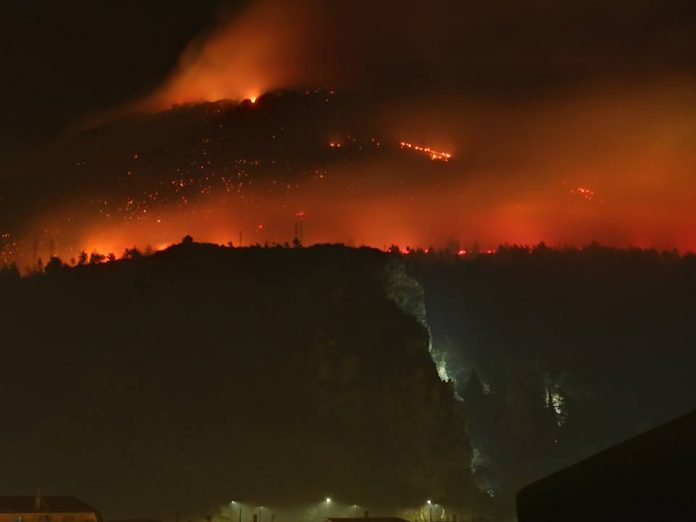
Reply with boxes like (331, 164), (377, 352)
(0, 1), (242, 157)
(3, 0), (695, 156)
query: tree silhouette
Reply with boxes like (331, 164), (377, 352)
(0, 262), (20, 279)
(89, 252), (106, 265)
(122, 247), (142, 259)
(44, 256), (65, 275)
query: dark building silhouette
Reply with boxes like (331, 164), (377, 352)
(0, 496), (101, 522)
(328, 518), (408, 522)
(108, 519), (161, 522)
(516, 410), (696, 522)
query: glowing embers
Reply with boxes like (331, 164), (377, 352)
(399, 141), (452, 162)
(571, 186), (596, 201)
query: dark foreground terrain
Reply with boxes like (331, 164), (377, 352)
(0, 243), (481, 519)
(2, 242), (695, 522)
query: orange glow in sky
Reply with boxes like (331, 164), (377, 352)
(144, 1), (319, 109)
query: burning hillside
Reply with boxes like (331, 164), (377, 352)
(3, 81), (696, 270)
(0, 90), (458, 268)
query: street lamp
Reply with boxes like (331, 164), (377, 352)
(230, 502), (241, 522)
(427, 501), (432, 522)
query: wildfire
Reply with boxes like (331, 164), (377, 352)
(399, 141), (452, 162)
(572, 186), (596, 201)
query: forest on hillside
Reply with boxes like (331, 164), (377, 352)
(0, 243), (484, 520)
(2, 242), (695, 521)
(410, 243), (696, 518)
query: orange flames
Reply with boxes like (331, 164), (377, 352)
(399, 141), (452, 162)
(571, 187), (596, 201)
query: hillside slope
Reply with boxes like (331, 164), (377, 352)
(0, 243), (480, 518)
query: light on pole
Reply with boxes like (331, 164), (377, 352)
(230, 502), (241, 522)
(325, 498), (332, 520)
(427, 500), (432, 522)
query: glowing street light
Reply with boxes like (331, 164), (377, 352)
(426, 501), (432, 522)
(230, 501), (241, 522)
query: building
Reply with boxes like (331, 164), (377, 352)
(516, 409), (696, 522)
(328, 518), (408, 522)
(0, 496), (101, 522)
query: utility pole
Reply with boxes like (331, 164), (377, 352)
(294, 212), (305, 246)
(32, 237), (38, 268)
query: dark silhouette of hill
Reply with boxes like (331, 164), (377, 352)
(0, 243), (482, 519)
(3, 242), (693, 521)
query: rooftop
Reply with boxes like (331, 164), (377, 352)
(0, 497), (97, 514)
(327, 519), (409, 522)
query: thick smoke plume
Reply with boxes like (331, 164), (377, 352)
(3, 0), (696, 266)
(141, 0), (696, 250)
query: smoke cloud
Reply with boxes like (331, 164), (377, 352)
(3, 0), (696, 265)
